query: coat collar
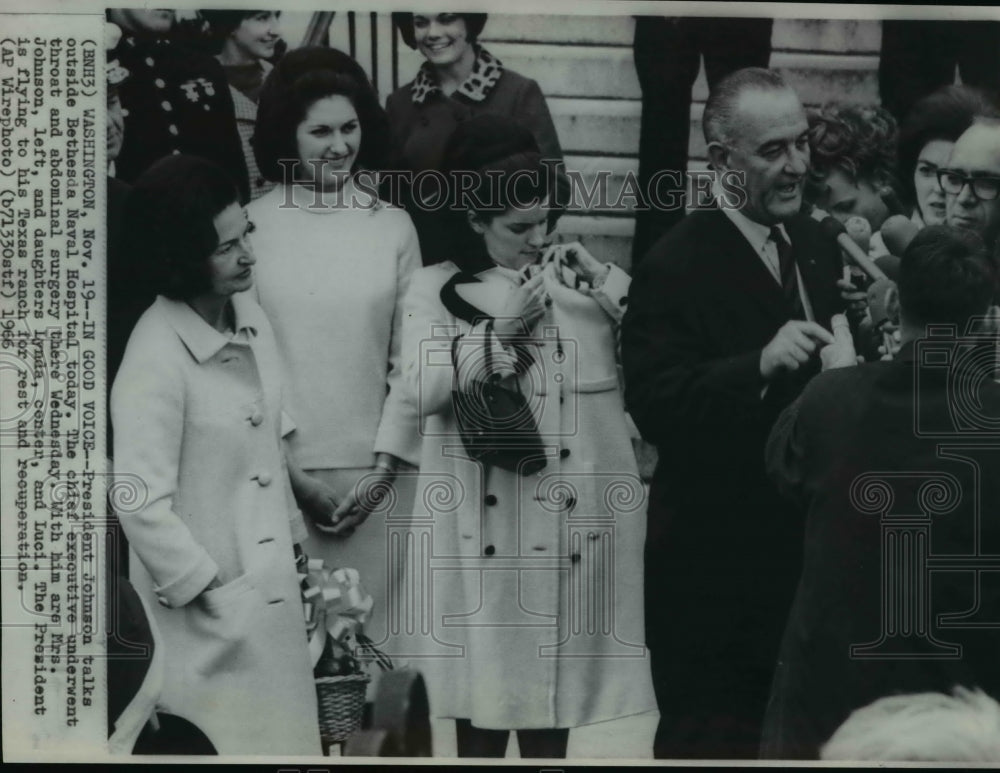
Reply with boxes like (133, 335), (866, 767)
(411, 45), (504, 105)
(720, 203), (791, 257)
(155, 292), (264, 364)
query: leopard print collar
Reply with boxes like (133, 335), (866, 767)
(410, 46), (504, 105)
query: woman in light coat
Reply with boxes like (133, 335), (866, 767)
(246, 47), (421, 651)
(111, 155), (328, 755)
(401, 116), (655, 758)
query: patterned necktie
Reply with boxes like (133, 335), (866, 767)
(770, 226), (804, 319)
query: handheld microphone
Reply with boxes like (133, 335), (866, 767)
(809, 207), (888, 282)
(879, 188), (906, 217)
(881, 214), (921, 258)
(845, 216), (872, 255)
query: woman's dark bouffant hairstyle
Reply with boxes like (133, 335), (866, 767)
(806, 103), (900, 200)
(897, 85), (1000, 210)
(252, 46), (391, 183)
(125, 155), (241, 301)
(198, 9), (265, 39)
(391, 13), (488, 50)
(428, 115), (550, 268)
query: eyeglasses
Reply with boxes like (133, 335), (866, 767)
(936, 169), (1000, 201)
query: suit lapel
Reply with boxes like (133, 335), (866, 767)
(786, 216), (839, 326)
(707, 209), (789, 327)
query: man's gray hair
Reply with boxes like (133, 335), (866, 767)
(703, 67), (791, 146)
(820, 686), (1000, 762)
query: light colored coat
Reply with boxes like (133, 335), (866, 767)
(111, 294), (321, 755)
(400, 260), (656, 729)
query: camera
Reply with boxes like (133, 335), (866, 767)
(913, 321), (1000, 439)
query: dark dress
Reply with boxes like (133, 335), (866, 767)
(385, 46), (566, 264)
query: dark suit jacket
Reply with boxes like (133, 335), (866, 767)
(760, 342), (1000, 759)
(113, 36), (249, 202)
(622, 207), (843, 647)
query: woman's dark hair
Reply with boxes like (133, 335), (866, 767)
(252, 46), (391, 183)
(391, 13), (488, 50)
(805, 103), (900, 202)
(897, 85), (1000, 210)
(427, 115), (550, 268)
(899, 225), (997, 329)
(125, 155), (241, 300)
(199, 9), (261, 38)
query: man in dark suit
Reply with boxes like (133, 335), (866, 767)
(760, 225), (1000, 759)
(621, 67), (845, 759)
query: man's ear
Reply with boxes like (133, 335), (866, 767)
(466, 209), (486, 234)
(985, 304), (1000, 335)
(707, 141), (730, 174)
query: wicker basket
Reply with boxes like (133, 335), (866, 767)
(315, 672), (371, 746)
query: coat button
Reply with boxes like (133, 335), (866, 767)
(484, 545), (495, 556)
(484, 494), (498, 506)
(566, 496), (576, 510)
(161, 100), (172, 111)
(559, 448), (570, 459)
(168, 124), (179, 136)
(588, 531), (599, 541)
(156, 595), (170, 607)
(145, 56), (155, 67)
(620, 296), (629, 306)
(570, 552), (581, 564)
(154, 78), (166, 88)
(249, 411), (264, 427)
(254, 472), (272, 487)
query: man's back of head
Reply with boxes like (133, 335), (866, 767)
(898, 225), (998, 337)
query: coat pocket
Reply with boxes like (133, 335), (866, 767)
(189, 573), (259, 675)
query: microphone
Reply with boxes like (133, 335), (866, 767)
(867, 278), (899, 329)
(845, 216), (872, 255)
(879, 188), (906, 217)
(809, 207), (888, 282)
(881, 214), (921, 258)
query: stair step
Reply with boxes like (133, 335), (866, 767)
(495, 43), (878, 101)
(483, 14), (635, 46)
(556, 215), (634, 269)
(774, 18), (882, 53)
(484, 16), (882, 54)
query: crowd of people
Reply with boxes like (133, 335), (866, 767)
(105, 9), (1000, 761)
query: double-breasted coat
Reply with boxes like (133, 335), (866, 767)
(401, 259), (656, 729)
(111, 294), (321, 755)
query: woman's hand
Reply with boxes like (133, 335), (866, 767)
(327, 454), (400, 537)
(493, 272), (547, 340)
(547, 241), (608, 288)
(293, 474), (341, 534)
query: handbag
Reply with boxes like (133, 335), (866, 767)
(450, 317), (548, 476)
